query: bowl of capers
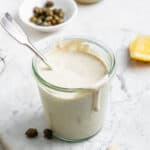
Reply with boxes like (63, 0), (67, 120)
(19, 0), (78, 32)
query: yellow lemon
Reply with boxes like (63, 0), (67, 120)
(129, 35), (150, 62)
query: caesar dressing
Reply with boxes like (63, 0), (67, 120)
(33, 39), (115, 141)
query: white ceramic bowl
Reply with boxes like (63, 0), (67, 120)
(19, 0), (78, 32)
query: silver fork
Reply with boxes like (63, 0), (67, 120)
(0, 12), (52, 69)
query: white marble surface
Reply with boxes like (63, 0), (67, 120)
(0, 0), (150, 150)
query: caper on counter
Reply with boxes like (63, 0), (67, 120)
(25, 128), (38, 138)
(30, 1), (65, 26)
(43, 129), (53, 139)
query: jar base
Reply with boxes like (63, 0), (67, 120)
(54, 128), (102, 142)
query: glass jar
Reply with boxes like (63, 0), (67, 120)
(75, 0), (101, 4)
(32, 37), (116, 142)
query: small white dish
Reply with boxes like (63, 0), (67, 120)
(19, 0), (78, 32)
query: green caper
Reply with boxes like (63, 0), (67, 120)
(57, 18), (64, 24)
(34, 7), (43, 15)
(42, 8), (49, 14)
(55, 20), (59, 25)
(45, 16), (53, 22)
(53, 15), (59, 21)
(34, 13), (39, 17)
(58, 8), (64, 13)
(46, 9), (53, 16)
(58, 11), (64, 18)
(42, 22), (49, 26)
(45, 1), (54, 8)
(39, 15), (45, 21)
(53, 9), (59, 14)
(51, 19), (57, 25)
(30, 16), (38, 23)
(33, 7), (40, 14)
(40, 8), (45, 14)
(47, 21), (52, 26)
(36, 18), (43, 25)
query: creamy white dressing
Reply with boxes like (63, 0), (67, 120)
(39, 50), (107, 89)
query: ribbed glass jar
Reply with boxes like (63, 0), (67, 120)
(32, 37), (116, 142)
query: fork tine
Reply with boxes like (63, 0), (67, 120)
(5, 12), (12, 22)
(3, 12), (26, 36)
(0, 15), (10, 32)
(0, 12), (28, 44)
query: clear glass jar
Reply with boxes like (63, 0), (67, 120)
(75, 0), (101, 4)
(32, 37), (116, 142)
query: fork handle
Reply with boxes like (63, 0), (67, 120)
(25, 40), (52, 69)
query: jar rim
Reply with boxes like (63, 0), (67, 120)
(32, 36), (116, 93)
